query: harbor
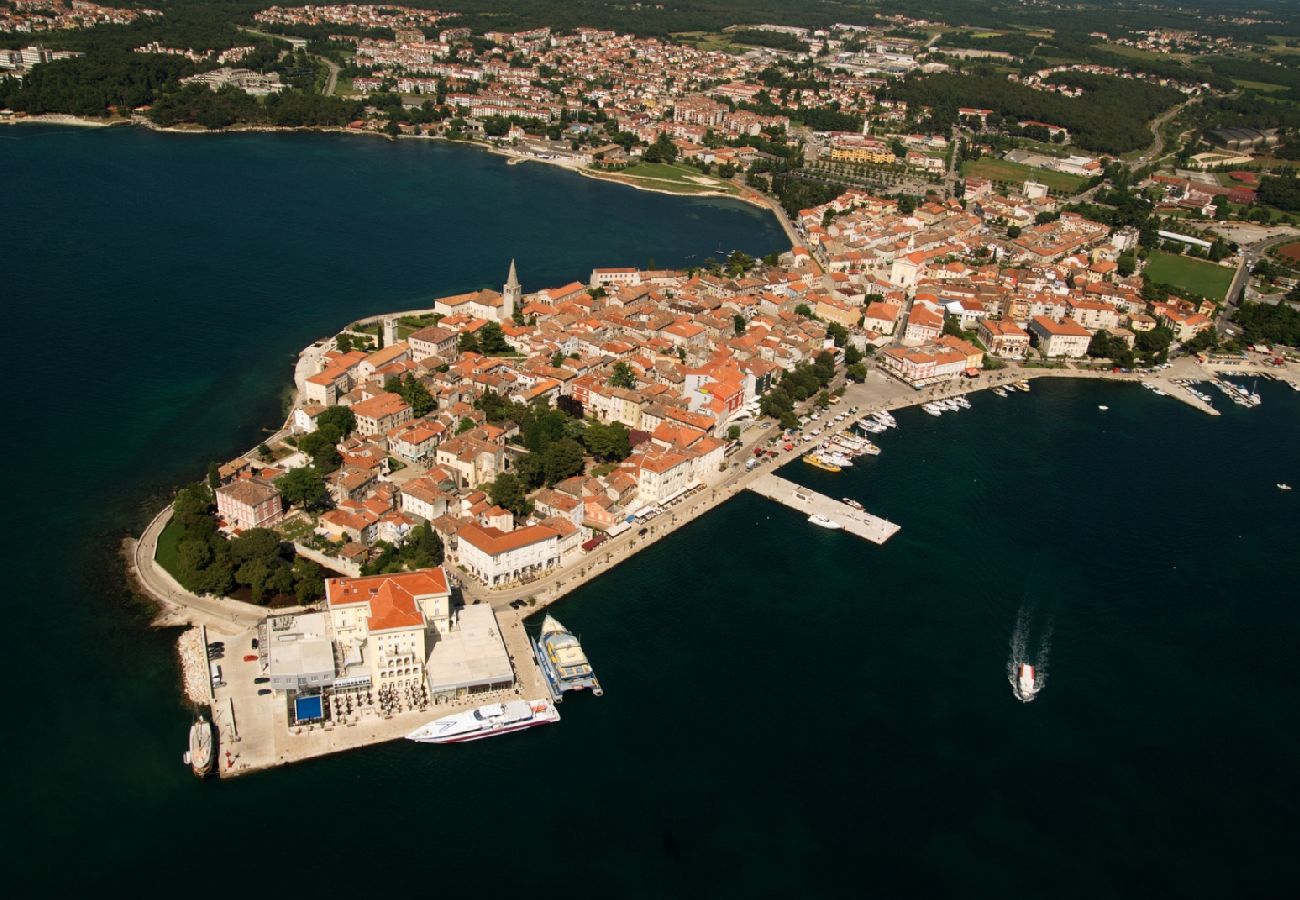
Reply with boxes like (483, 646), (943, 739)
(746, 473), (901, 544)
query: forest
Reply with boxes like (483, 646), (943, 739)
(889, 71), (1184, 155)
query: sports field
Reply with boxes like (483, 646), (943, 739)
(1143, 250), (1235, 302)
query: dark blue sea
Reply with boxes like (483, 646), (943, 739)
(2, 126), (1298, 897)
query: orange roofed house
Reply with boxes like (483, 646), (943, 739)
(326, 568), (452, 693)
(455, 522), (561, 586)
(215, 477), (283, 532)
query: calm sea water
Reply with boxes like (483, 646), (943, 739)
(4, 127), (1298, 897)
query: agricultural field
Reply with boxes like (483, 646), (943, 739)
(960, 157), (1087, 193)
(1143, 250), (1236, 302)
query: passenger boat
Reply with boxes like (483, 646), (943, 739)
(533, 615), (602, 700)
(1015, 663), (1039, 702)
(185, 714), (213, 777)
(803, 454), (841, 473)
(406, 699), (559, 744)
(808, 514), (842, 530)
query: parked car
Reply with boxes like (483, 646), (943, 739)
(242, 654), (258, 662)
(257, 688), (272, 696)
(254, 677), (270, 685)
(251, 637), (259, 649)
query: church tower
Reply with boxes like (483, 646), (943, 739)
(501, 256), (522, 319)
(503, 258), (521, 320)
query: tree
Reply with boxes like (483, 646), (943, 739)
(844, 345), (863, 365)
(458, 331), (480, 353)
(276, 466), (330, 510)
(542, 438), (585, 486)
(297, 431), (340, 472)
(583, 420), (631, 461)
(488, 472), (532, 517)
(643, 132), (678, 163)
(733, 314), (746, 336)
(315, 406), (356, 443)
(816, 390), (831, 409)
(206, 462), (221, 492)
(608, 361), (636, 389)
(478, 322), (512, 354)
(794, 303), (813, 318)
(292, 557), (325, 604)
(812, 350), (836, 385)
(405, 524), (444, 568)
(826, 322), (848, 347)
(456, 416), (476, 435)
(846, 363), (867, 382)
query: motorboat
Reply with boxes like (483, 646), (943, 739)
(1016, 663), (1039, 701)
(993, 387), (1008, 398)
(842, 498), (865, 511)
(1279, 483), (1293, 491)
(921, 402), (943, 416)
(406, 699), (559, 744)
(1098, 405), (1109, 411)
(185, 715), (214, 777)
(808, 514), (842, 530)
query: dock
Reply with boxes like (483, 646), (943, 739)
(746, 473), (900, 544)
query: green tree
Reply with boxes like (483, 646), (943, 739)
(542, 438), (585, 486)
(458, 331), (480, 353)
(315, 406), (356, 443)
(456, 416), (476, 435)
(487, 472), (532, 517)
(583, 420), (631, 461)
(794, 303), (813, 318)
(826, 322), (848, 347)
(733, 314), (746, 335)
(478, 322), (512, 354)
(298, 432), (341, 472)
(276, 467), (331, 510)
(292, 557), (325, 604)
(846, 363), (867, 382)
(844, 345), (863, 366)
(643, 132), (678, 163)
(727, 424), (742, 441)
(608, 361), (636, 389)
(206, 462), (221, 492)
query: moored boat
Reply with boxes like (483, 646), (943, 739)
(803, 454), (841, 473)
(406, 699), (559, 744)
(808, 513), (842, 530)
(186, 714), (213, 777)
(533, 615), (603, 700)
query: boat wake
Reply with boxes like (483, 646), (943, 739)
(1008, 603), (1053, 703)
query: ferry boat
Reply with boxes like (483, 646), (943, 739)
(185, 714), (213, 777)
(803, 454), (841, 473)
(808, 513), (842, 530)
(1016, 663), (1039, 702)
(406, 699), (559, 744)
(533, 615), (602, 700)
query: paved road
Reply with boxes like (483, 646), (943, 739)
(133, 507), (268, 629)
(1218, 232), (1300, 332)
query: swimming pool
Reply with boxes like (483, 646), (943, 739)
(294, 695), (323, 723)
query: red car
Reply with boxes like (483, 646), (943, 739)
(243, 654), (258, 662)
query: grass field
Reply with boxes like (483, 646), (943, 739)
(1143, 250), (1235, 301)
(960, 157), (1087, 193)
(609, 162), (739, 195)
(155, 516), (185, 580)
(1232, 78), (1290, 93)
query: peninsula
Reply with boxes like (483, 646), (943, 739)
(132, 187), (1298, 775)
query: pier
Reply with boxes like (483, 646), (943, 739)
(746, 473), (901, 544)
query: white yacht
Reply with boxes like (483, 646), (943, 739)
(406, 699), (559, 744)
(1015, 663), (1039, 702)
(808, 514), (842, 530)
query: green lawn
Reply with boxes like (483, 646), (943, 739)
(960, 157), (1087, 193)
(610, 163), (739, 195)
(155, 515), (185, 581)
(1143, 251), (1235, 301)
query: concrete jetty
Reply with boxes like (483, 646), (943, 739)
(746, 473), (900, 544)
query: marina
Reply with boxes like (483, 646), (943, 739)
(746, 473), (901, 545)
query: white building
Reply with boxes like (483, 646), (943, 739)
(456, 522), (561, 586)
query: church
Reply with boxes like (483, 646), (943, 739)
(430, 260), (522, 322)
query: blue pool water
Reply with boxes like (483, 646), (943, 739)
(294, 696), (323, 722)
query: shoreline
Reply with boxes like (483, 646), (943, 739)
(128, 324), (1298, 777)
(4, 113), (781, 214)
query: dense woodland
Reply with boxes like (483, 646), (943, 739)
(889, 71), (1184, 155)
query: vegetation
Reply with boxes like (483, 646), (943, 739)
(1143, 251), (1235, 302)
(959, 157), (1086, 193)
(759, 351), (837, 429)
(1233, 301), (1300, 347)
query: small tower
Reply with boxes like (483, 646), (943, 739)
(503, 258), (521, 320)
(382, 317), (397, 347)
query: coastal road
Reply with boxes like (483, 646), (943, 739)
(1217, 231), (1300, 332)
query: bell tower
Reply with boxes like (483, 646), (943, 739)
(503, 258), (521, 320)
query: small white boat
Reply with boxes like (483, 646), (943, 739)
(922, 402), (943, 416)
(842, 498), (865, 511)
(1016, 663), (1039, 702)
(1279, 483), (1293, 491)
(187, 715), (214, 777)
(1098, 405), (1109, 411)
(808, 513), (842, 530)
(993, 387), (1008, 398)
